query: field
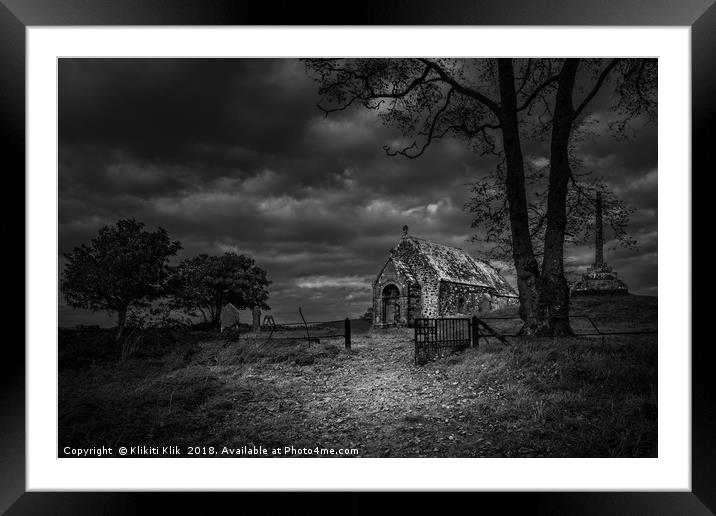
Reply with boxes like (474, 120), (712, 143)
(59, 294), (657, 457)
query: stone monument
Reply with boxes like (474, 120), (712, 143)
(570, 192), (629, 296)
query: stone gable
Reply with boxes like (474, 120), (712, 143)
(372, 229), (518, 326)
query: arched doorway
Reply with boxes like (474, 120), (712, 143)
(381, 284), (401, 326)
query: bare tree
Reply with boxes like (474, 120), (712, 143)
(306, 58), (554, 331)
(305, 58), (655, 335)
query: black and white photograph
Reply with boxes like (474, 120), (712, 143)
(57, 57), (658, 459)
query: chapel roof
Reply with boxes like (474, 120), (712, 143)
(392, 234), (517, 297)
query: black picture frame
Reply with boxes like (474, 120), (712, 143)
(1, 1), (709, 514)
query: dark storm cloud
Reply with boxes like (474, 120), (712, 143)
(58, 58), (658, 325)
(60, 59), (316, 160)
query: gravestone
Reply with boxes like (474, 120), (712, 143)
(220, 303), (241, 333)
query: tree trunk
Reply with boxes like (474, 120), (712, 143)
(536, 59), (579, 336)
(115, 305), (128, 342)
(497, 59), (542, 334)
(211, 303), (221, 330)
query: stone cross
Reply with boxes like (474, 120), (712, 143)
(594, 191), (604, 267)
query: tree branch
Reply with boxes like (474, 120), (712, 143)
(573, 58), (620, 119)
(418, 58), (502, 115)
(516, 73), (559, 112)
(386, 87), (455, 158)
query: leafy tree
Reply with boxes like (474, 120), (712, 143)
(61, 218), (181, 341)
(172, 252), (270, 328)
(305, 58), (655, 335)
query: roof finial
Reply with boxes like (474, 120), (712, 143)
(402, 225), (409, 237)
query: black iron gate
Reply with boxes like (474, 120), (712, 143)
(414, 317), (476, 366)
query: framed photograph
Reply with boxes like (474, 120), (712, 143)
(2, 0), (709, 513)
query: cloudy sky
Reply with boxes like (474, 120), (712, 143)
(58, 58), (657, 326)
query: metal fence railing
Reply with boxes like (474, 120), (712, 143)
(414, 317), (473, 365)
(474, 315), (657, 346)
(414, 315), (657, 365)
(250, 308), (352, 349)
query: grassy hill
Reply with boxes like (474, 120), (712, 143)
(491, 293), (656, 324)
(476, 293), (657, 337)
(58, 294), (657, 458)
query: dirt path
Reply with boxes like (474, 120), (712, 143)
(59, 296), (658, 458)
(226, 329), (495, 457)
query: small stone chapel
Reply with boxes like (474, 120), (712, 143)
(372, 227), (518, 327)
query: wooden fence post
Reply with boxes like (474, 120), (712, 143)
(471, 316), (479, 348)
(252, 307), (261, 333)
(344, 318), (351, 350)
